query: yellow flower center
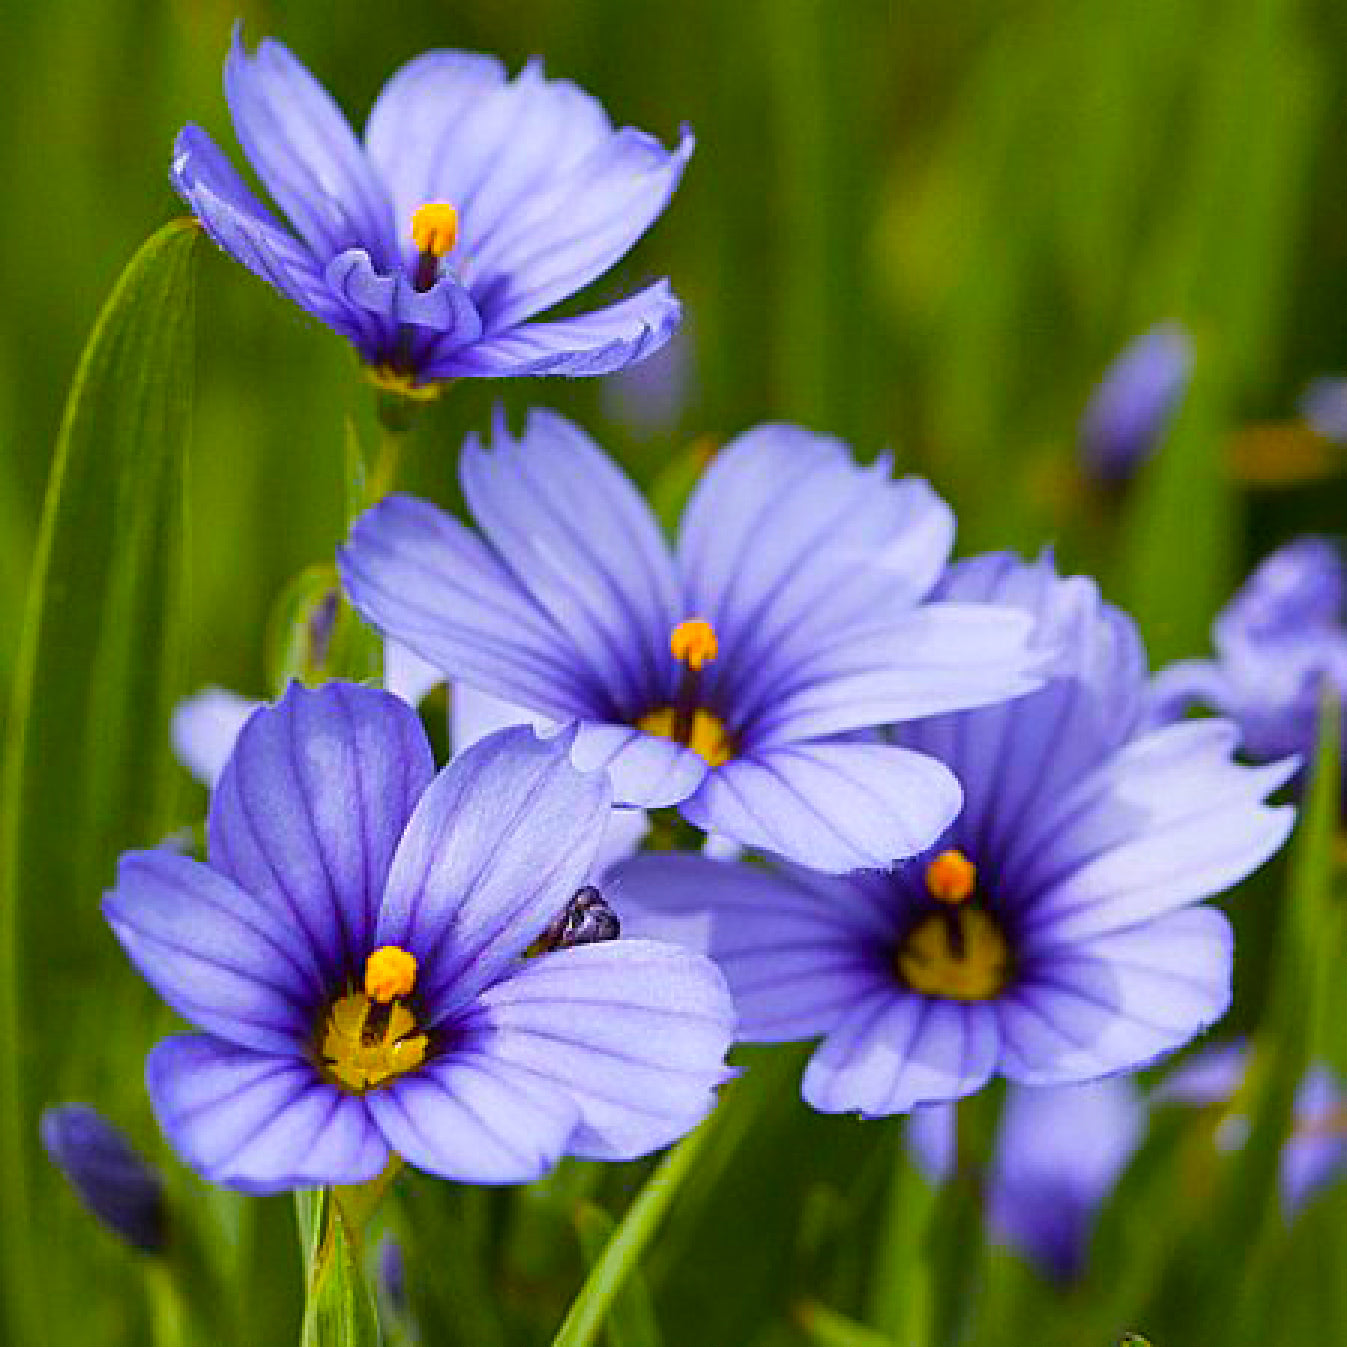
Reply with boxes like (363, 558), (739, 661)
(897, 908), (1011, 1001)
(411, 202), (459, 258)
(368, 365), (443, 401)
(896, 850), (1009, 1000)
(319, 947), (427, 1093)
(637, 619), (734, 766)
(637, 706), (734, 768)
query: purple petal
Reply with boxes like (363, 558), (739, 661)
(987, 1077), (1145, 1280)
(427, 280), (682, 379)
(901, 555), (1150, 854)
(1282, 1068), (1347, 1219)
(677, 427), (955, 721)
(324, 248), (482, 350)
(609, 852), (897, 1042)
(223, 29), (396, 265)
(362, 49), (511, 240)
(1015, 720), (1296, 946)
(171, 686), (261, 789)
(383, 639), (443, 708)
(103, 850), (322, 1055)
(365, 1045), (579, 1185)
(1152, 1040), (1250, 1107)
(463, 119), (692, 331)
(146, 1036), (387, 1194)
(207, 683), (435, 981)
(170, 125), (364, 340)
(40, 1106), (166, 1254)
(569, 721), (707, 808)
(802, 992), (1000, 1115)
(755, 602), (1043, 744)
(376, 726), (611, 1016)
(340, 494), (597, 718)
(1078, 323), (1194, 485)
(472, 939), (734, 1160)
(456, 410), (681, 717)
(449, 682), (536, 753)
(682, 740), (962, 871)
(1000, 907), (1233, 1085)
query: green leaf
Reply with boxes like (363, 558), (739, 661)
(0, 219), (199, 1343)
(573, 1201), (662, 1346)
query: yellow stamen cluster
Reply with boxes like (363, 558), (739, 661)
(669, 618), (719, 671)
(637, 706), (734, 768)
(925, 849), (977, 905)
(319, 946), (426, 1094)
(897, 908), (1010, 1002)
(411, 202), (459, 257)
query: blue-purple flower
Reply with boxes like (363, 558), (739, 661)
(1155, 1041), (1346, 1221)
(1151, 536), (1346, 766)
(907, 1077), (1145, 1281)
(172, 30), (690, 390)
(1299, 377), (1347, 444)
(40, 1106), (167, 1254)
(104, 682), (733, 1194)
(1079, 323), (1194, 486)
(609, 552), (1296, 1114)
(338, 412), (1049, 872)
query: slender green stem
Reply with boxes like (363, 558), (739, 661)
(551, 1116), (720, 1347)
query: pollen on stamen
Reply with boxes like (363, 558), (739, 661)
(670, 618), (719, 671)
(411, 202), (459, 258)
(925, 849), (977, 905)
(365, 946), (418, 1004)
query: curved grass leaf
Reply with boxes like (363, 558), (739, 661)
(0, 218), (199, 1343)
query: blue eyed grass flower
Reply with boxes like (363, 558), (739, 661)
(105, 682), (734, 1193)
(1079, 323), (1194, 487)
(339, 411), (1049, 871)
(907, 1078), (1145, 1282)
(1155, 1041), (1346, 1221)
(40, 1106), (167, 1254)
(610, 553), (1296, 1113)
(1150, 536), (1346, 767)
(172, 30), (690, 393)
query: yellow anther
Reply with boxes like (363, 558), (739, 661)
(364, 946), (418, 1004)
(897, 908), (1010, 1002)
(411, 202), (459, 257)
(925, 849), (977, 905)
(638, 706), (734, 768)
(670, 618), (719, 671)
(320, 991), (427, 1093)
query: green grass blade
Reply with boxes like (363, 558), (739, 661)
(0, 218), (199, 1344)
(552, 1117), (719, 1347)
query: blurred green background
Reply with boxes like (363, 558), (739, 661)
(0, 1), (1342, 1344)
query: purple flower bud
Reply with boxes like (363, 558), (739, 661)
(1079, 323), (1195, 486)
(40, 1105), (166, 1254)
(1298, 377), (1347, 444)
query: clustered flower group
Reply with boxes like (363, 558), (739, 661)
(60, 28), (1340, 1260)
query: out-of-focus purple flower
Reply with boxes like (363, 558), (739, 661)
(1299, 377), (1347, 444)
(340, 411), (1049, 872)
(1155, 1041), (1346, 1221)
(907, 1077), (1145, 1282)
(172, 30), (689, 391)
(40, 1106), (167, 1254)
(611, 552), (1296, 1114)
(105, 682), (734, 1194)
(602, 324), (693, 436)
(375, 1232), (410, 1330)
(1151, 537), (1346, 766)
(1079, 323), (1194, 486)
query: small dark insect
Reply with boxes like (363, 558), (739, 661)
(537, 885), (621, 952)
